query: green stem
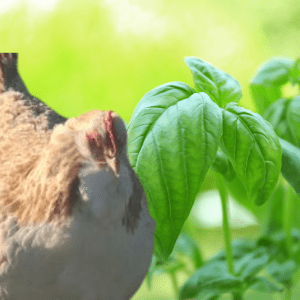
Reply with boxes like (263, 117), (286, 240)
(283, 185), (294, 259)
(216, 173), (234, 275)
(284, 281), (292, 300)
(262, 183), (278, 236)
(282, 183), (295, 300)
(216, 174), (244, 300)
(170, 272), (178, 297)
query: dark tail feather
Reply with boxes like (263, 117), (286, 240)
(0, 53), (66, 129)
(0, 53), (30, 95)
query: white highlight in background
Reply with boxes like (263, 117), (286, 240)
(103, 0), (172, 39)
(191, 190), (259, 228)
(0, 0), (59, 13)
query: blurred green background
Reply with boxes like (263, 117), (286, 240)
(1, 0), (300, 298)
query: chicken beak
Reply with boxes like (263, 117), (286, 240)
(106, 156), (120, 178)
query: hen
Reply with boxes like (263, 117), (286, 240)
(0, 53), (155, 300)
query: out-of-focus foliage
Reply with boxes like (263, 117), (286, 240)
(1, 0), (300, 124)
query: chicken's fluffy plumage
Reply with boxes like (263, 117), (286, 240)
(0, 53), (155, 299)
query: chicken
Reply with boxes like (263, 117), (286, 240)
(0, 53), (155, 299)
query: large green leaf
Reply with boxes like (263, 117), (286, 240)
(225, 174), (267, 222)
(210, 149), (236, 181)
(127, 82), (222, 261)
(279, 138), (300, 197)
(221, 103), (282, 206)
(250, 57), (294, 114)
(127, 81), (195, 167)
(185, 57), (242, 108)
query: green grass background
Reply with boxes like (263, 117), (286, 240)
(1, 0), (300, 298)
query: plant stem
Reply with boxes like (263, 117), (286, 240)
(284, 281), (292, 300)
(216, 174), (244, 300)
(283, 185), (294, 258)
(170, 272), (178, 297)
(216, 173), (234, 275)
(283, 183), (295, 300)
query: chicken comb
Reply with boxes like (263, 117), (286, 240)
(85, 110), (117, 166)
(104, 110), (117, 158)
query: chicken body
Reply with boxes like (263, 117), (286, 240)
(0, 53), (155, 299)
(0, 162), (154, 300)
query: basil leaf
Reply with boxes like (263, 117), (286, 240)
(221, 103), (282, 206)
(287, 95), (300, 147)
(264, 98), (287, 129)
(249, 276), (283, 293)
(250, 57), (294, 114)
(211, 239), (256, 262)
(288, 58), (300, 85)
(264, 98), (294, 145)
(266, 260), (297, 285)
(210, 149), (235, 181)
(195, 291), (220, 300)
(264, 96), (300, 148)
(235, 248), (270, 279)
(179, 261), (243, 300)
(173, 232), (203, 270)
(128, 82), (222, 261)
(185, 57), (242, 108)
(226, 175), (267, 222)
(127, 81), (195, 167)
(279, 138), (300, 197)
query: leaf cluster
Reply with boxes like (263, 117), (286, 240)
(127, 55), (300, 298)
(128, 57), (283, 261)
(179, 229), (300, 299)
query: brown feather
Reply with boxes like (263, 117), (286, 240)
(0, 91), (82, 226)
